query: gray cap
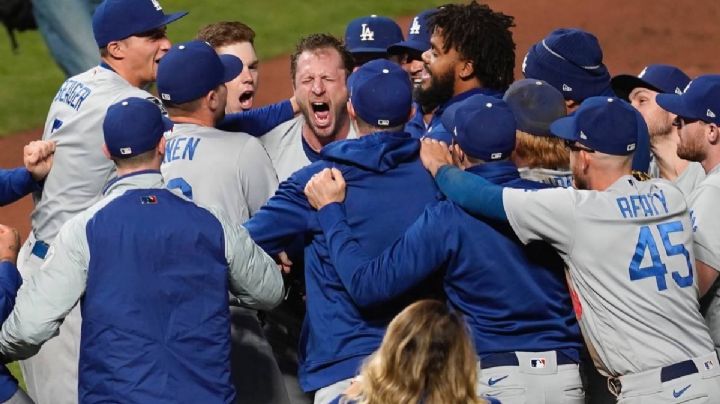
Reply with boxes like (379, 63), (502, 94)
(503, 79), (567, 136)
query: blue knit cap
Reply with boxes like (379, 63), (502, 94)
(522, 28), (613, 102)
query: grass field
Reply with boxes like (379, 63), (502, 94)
(0, 0), (444, 137)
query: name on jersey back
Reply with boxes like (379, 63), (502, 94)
(164, 137), (201, 163)
(616, 189), (669, 219)
(53, 80), (92, 111)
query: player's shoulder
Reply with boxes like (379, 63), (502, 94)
(260, 116), (303, 144)
(688, 169), (720, 205)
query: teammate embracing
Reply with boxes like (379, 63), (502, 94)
(420, 96), (720, 403)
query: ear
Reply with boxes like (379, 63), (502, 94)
(206, 89), (220, 111)
(102, 144), (112, 160)
(347, 100), (357, 121)
(707, 123), (719, 145)
(458, 59), (475, 80)
(565, 99), (581, 114)
(157, 136), (167, 157)
(579, 149), (592, 172)
(105, 40), (124, 59)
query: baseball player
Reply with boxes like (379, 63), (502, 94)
(386, 8), (437, 139)
(344, 15), (403, 67)
(156, 40), (286, 404)
(258, 33), (357, 182)
(245, 60), (441, 404)
(0, 140), (55, 206)
(15, 0), (187, 402)
(0, 97), (284, 403)
(421, 96), (720, 403)
(198, 21), (301, 136)
(612, 64), (705, 195)
(416, 2), (514, 144)
(655, 75), (720, 357)
(522, 28), (651, 174)
(503, 79), (572, 187)
(304, 95), (585, 404)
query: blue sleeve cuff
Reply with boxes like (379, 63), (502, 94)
(316, 202), (346, 231)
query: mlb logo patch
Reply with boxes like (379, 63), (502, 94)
(704, 360), (715, 370)
(120, 147), (133, 155)
(141, 195), (158, 205)
(530, 358), (546, 368)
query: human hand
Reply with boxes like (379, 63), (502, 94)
(24, 140), (56, 181)
(277, 251), (293, 274)
(304, 168), (346, 210)
(420, 138), (453, 177)
(0, 225), (21, 265)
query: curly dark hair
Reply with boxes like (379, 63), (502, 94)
(290, 33), (354, 81)
(428, 1), (516, 90)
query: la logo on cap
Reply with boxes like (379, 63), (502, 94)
(562, 83), (573, 92)
(360, 23), (375, 41)
(409, 17), (421, 35)
(150, 0), (162, 11)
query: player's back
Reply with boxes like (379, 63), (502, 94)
(564, 176), (713, 375)
(161, 124), (278, 224)
(32, 65), (152, 242)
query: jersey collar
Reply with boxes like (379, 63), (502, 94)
(103, 170), (163, 195)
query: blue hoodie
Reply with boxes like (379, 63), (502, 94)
(244, 131), (443, 392)
(315, 161), (582, 360)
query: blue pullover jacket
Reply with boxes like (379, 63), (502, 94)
(245, 131), (443, 392)
(316, 161), (582, 360)
(0, 261), (21, 402)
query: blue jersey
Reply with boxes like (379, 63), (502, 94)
(0, 167), (39, 206)
(245, 132), (442, 392)
(316, 161), (582, 359)
(216, 100), (294, 136)
(422, 87), (503, 143)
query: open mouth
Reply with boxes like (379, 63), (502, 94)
(311, 102), (331, 127)
(238, 90), (254, 109)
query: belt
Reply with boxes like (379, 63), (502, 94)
(31, 239), (49, 259)
(608, 359), (700, 396)
(480, 351), (577, 369)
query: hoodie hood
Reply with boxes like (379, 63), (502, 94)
(320, 131), (419, 173)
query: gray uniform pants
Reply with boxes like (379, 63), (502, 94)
(614, 352), (720, 403)
(477, 351), (584, 404)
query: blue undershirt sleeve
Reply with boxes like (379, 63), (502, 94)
(216, 100), (294, 136)
(0, 167), (39, 207)
(434, 164), (507, 221)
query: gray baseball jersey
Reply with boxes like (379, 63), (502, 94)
(160, 123), (278, 224)
(32, 65), (153, 242)
(518, 167), (573, 188)
(649, 159), (705, 196)
(688, 164), (720, 272)
(259, 116), (357, 182)
(503, 175), (714, 376)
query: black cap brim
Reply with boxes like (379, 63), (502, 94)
(611, 75), (661, 101)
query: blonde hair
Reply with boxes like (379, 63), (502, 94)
(347, 300), (484, 404)
(513, 130), (569, 170)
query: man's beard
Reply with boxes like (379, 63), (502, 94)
(677, 136), (705, 162)
(415, 68), (455, 110)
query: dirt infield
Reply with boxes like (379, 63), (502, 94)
(2, 0), (720, 238)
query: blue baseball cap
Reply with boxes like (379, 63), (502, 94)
(348, 59), (412, 127)
(611, 64), (691, 101)
(522, 28), (612, 102)
(92, 0), (187, 48)
(550, 96), (646, 155)
(441, 95), (517, 161)
(103, 97), (173, 159)
(157, 40), (243, 104)
(387, 9), (436, 56)
(656, 75), (720, 126)
(345, 15), (403, 55)
(503, 79), (567, 136)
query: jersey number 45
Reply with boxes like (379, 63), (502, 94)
(629, 220), (693, 291)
